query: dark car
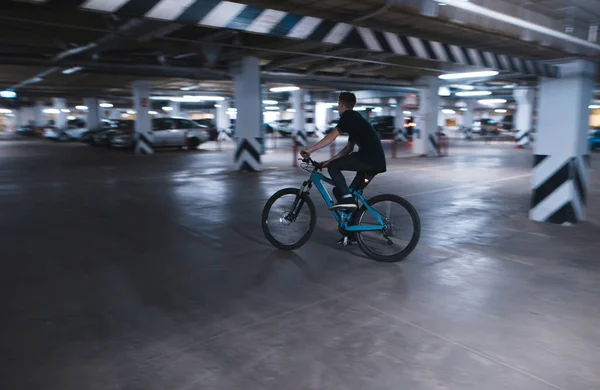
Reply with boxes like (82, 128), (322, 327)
(369, 116), (397, 139)
(193, 118), (218, 141)
(92, 120), (134, 147)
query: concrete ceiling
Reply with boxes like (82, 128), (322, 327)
(0, 0), (598, 107)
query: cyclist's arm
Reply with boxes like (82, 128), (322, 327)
(303, 127), (340, 155)
(329, 139), (354, 161)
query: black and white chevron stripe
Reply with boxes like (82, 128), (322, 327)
(429, 133), (439, 154)
(235, 137), (262, 171)
(514, 129), (530, 147)
(394, 128), (407, 142)
(530, 154), (587, 224)
(294, 129), (308, 147)
(16, 0), (558, 78)
(135, 132), (153, 155)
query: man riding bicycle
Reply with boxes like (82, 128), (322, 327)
(300, 92), (387, 210)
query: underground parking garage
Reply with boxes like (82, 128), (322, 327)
(1, 1), (600, 389)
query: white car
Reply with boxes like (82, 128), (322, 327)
(111, 117), (211, 150)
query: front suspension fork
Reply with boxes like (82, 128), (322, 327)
(287, 180), (312, 221)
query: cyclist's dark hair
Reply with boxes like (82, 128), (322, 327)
(338, 92), (356, 109)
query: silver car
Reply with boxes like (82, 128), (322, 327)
(111, 117), (211, 150)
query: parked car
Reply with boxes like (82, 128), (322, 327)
(589, 129), (600, 151)
(192, 118), (218, 141)
(110, 117), (211, 150)
(369, 116), (396, 139)
(91, 120), (133, 147)
(472, 118), (502, 135)
(270, 119), (293, 136)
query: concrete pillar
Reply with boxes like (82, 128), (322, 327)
(414, 76), (440, 156)
(231, 57), (262, 171)
(168, 101), (181, 117)
(513, 87), (534, 147)
(84, 98), (101, 130)
(463, 100), (475, 129)
(292, 89), (307, 144)
(133, 80), (153, 154)
(393, 103), (404, 130)
(530, 59), (596, 224)
(14, 109), (22, 129)
(315, 102), (329, 135)
(215, 99), (230, 132)
(34, 101), (45, 127)
(52, 98), (67, 129)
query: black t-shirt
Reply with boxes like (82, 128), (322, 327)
(336, 110), (386, 172)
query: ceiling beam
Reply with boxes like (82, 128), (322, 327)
(263, 48), (358, 71)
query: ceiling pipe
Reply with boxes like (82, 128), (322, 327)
(436, 0), (600, 52)
(353, 0), (398, 22)
(10, 18), (149, 90)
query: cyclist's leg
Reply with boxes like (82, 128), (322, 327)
(327, 154), (373, 204)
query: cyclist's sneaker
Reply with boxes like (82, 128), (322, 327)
(337, 236), (356, 245)
(330, 196), (357, 210)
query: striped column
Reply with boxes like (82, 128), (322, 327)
(133, 80), (153, 154)
(292, 89), (308, 147)
(413, 76), (440, 156)
(232, 57), (263, 171)
(530, 60), (596, 224)
(513, 87), (534, 149)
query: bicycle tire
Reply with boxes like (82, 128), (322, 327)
(261, 187), (317, 250)
(355, 194), (421, 262)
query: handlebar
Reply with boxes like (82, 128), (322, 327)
(298, 157), (323, 171)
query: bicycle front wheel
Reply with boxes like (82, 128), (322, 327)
(261, 188), (316, 250)
(355, 194), (421, 262)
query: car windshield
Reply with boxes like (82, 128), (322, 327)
(114, 120), (134, 131)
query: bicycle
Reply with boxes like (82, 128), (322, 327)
(261, 157), (421, 262)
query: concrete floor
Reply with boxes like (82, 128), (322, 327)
(1, 138), (600, 390)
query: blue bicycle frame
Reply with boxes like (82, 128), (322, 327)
(305, 170), (385, 232)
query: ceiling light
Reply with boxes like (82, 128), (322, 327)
(503, 84), (517, 89)
(100, 103), (113, 108)
(442, 109), (456, 114)
(127, 110), (136, 114)
(76, 105), (88, 110)
(372, 107), (383, 112)
(589, 104), (600, 109)
(452, 84), (475, 90)
(455, 90), (492, 97)
(460, 108), (468, 111)
(439, 70), (499, 80)
(0, 108), (12, 114)
(390, 104), (398, 108)
(0, 90), (17, 98)
(214, 104), (221, 108)
(180, 85), (198, 91)
(67, 115), (76, 120)
(478, 98), (507, 105)
(269, 86), (300, 92)
(286, 108), (296, 112)
(60, 109), (70, 113)
(62, 67), (82, 75)
(403, 111), (412, 115)
(164, 95), (225, 102)
(265, 106), (279, 110)
(43, 108), (60, 114)
(438, 86), (451, 96)
(263, 100), (278, 105)
(149, 110), (158, 115)
(162, 106), (173, 111)
(495, 109), (507, 113)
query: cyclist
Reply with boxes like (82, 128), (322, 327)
(300, 92), (387, 210)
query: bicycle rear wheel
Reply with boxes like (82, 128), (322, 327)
(261, 188), (316, 250)
(355, 194), (420, 262)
